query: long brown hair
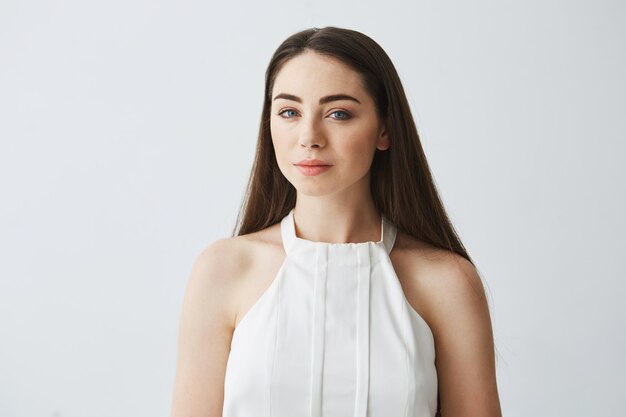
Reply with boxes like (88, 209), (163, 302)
(232, 26), (472, 266)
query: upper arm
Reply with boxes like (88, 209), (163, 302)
(423, 253), (502, 417)
(170, 239), (243, 417)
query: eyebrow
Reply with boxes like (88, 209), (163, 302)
(273, 93), (361, 105)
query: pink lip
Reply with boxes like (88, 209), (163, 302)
(295, 165), (332, 176)
(295, 159), (332, 166)
(294, 159), (333, 176)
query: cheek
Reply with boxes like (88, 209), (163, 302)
(270, 128), (296, 181)
(340, 131), (378, 166)
(270, 122), (288, 157)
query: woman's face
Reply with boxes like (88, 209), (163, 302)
(270, 50), (389, 198)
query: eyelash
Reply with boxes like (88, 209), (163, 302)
(277, 109), (352, 120)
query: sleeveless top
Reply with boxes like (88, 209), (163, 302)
(222, 209), (438, 417)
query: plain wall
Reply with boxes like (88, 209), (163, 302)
(1, 1), (624, 416)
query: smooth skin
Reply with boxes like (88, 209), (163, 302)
(170, 50), (502, 417)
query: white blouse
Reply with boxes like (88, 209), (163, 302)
(222, 208), (438, 417)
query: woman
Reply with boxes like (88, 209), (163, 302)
(171, 27), (502, 417)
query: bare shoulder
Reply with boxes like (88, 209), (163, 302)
(189, 221), (286, 329)
(391, 230), (501, 416)
(189, 222), (284, 325)
(193, 236), (252, 288)
(195, 220), (282, 278)
(170, 224), (284, 416)
(170, 236), (249, 416)
(391, 230), (489, 334)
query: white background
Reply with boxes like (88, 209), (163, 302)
(1, 1), (624, 416)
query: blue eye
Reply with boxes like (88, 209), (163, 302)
(279, 109), (298, 118)
(330, 110), (351, 120)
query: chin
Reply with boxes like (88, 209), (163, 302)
(295, 185), (334, 197)
(291, 179), (339, 197)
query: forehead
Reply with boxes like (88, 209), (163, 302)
(272, 51), (367, 100)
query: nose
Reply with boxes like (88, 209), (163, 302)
(298, 116), (326, 149)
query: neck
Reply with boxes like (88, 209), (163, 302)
(292, 196), (382, 244)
